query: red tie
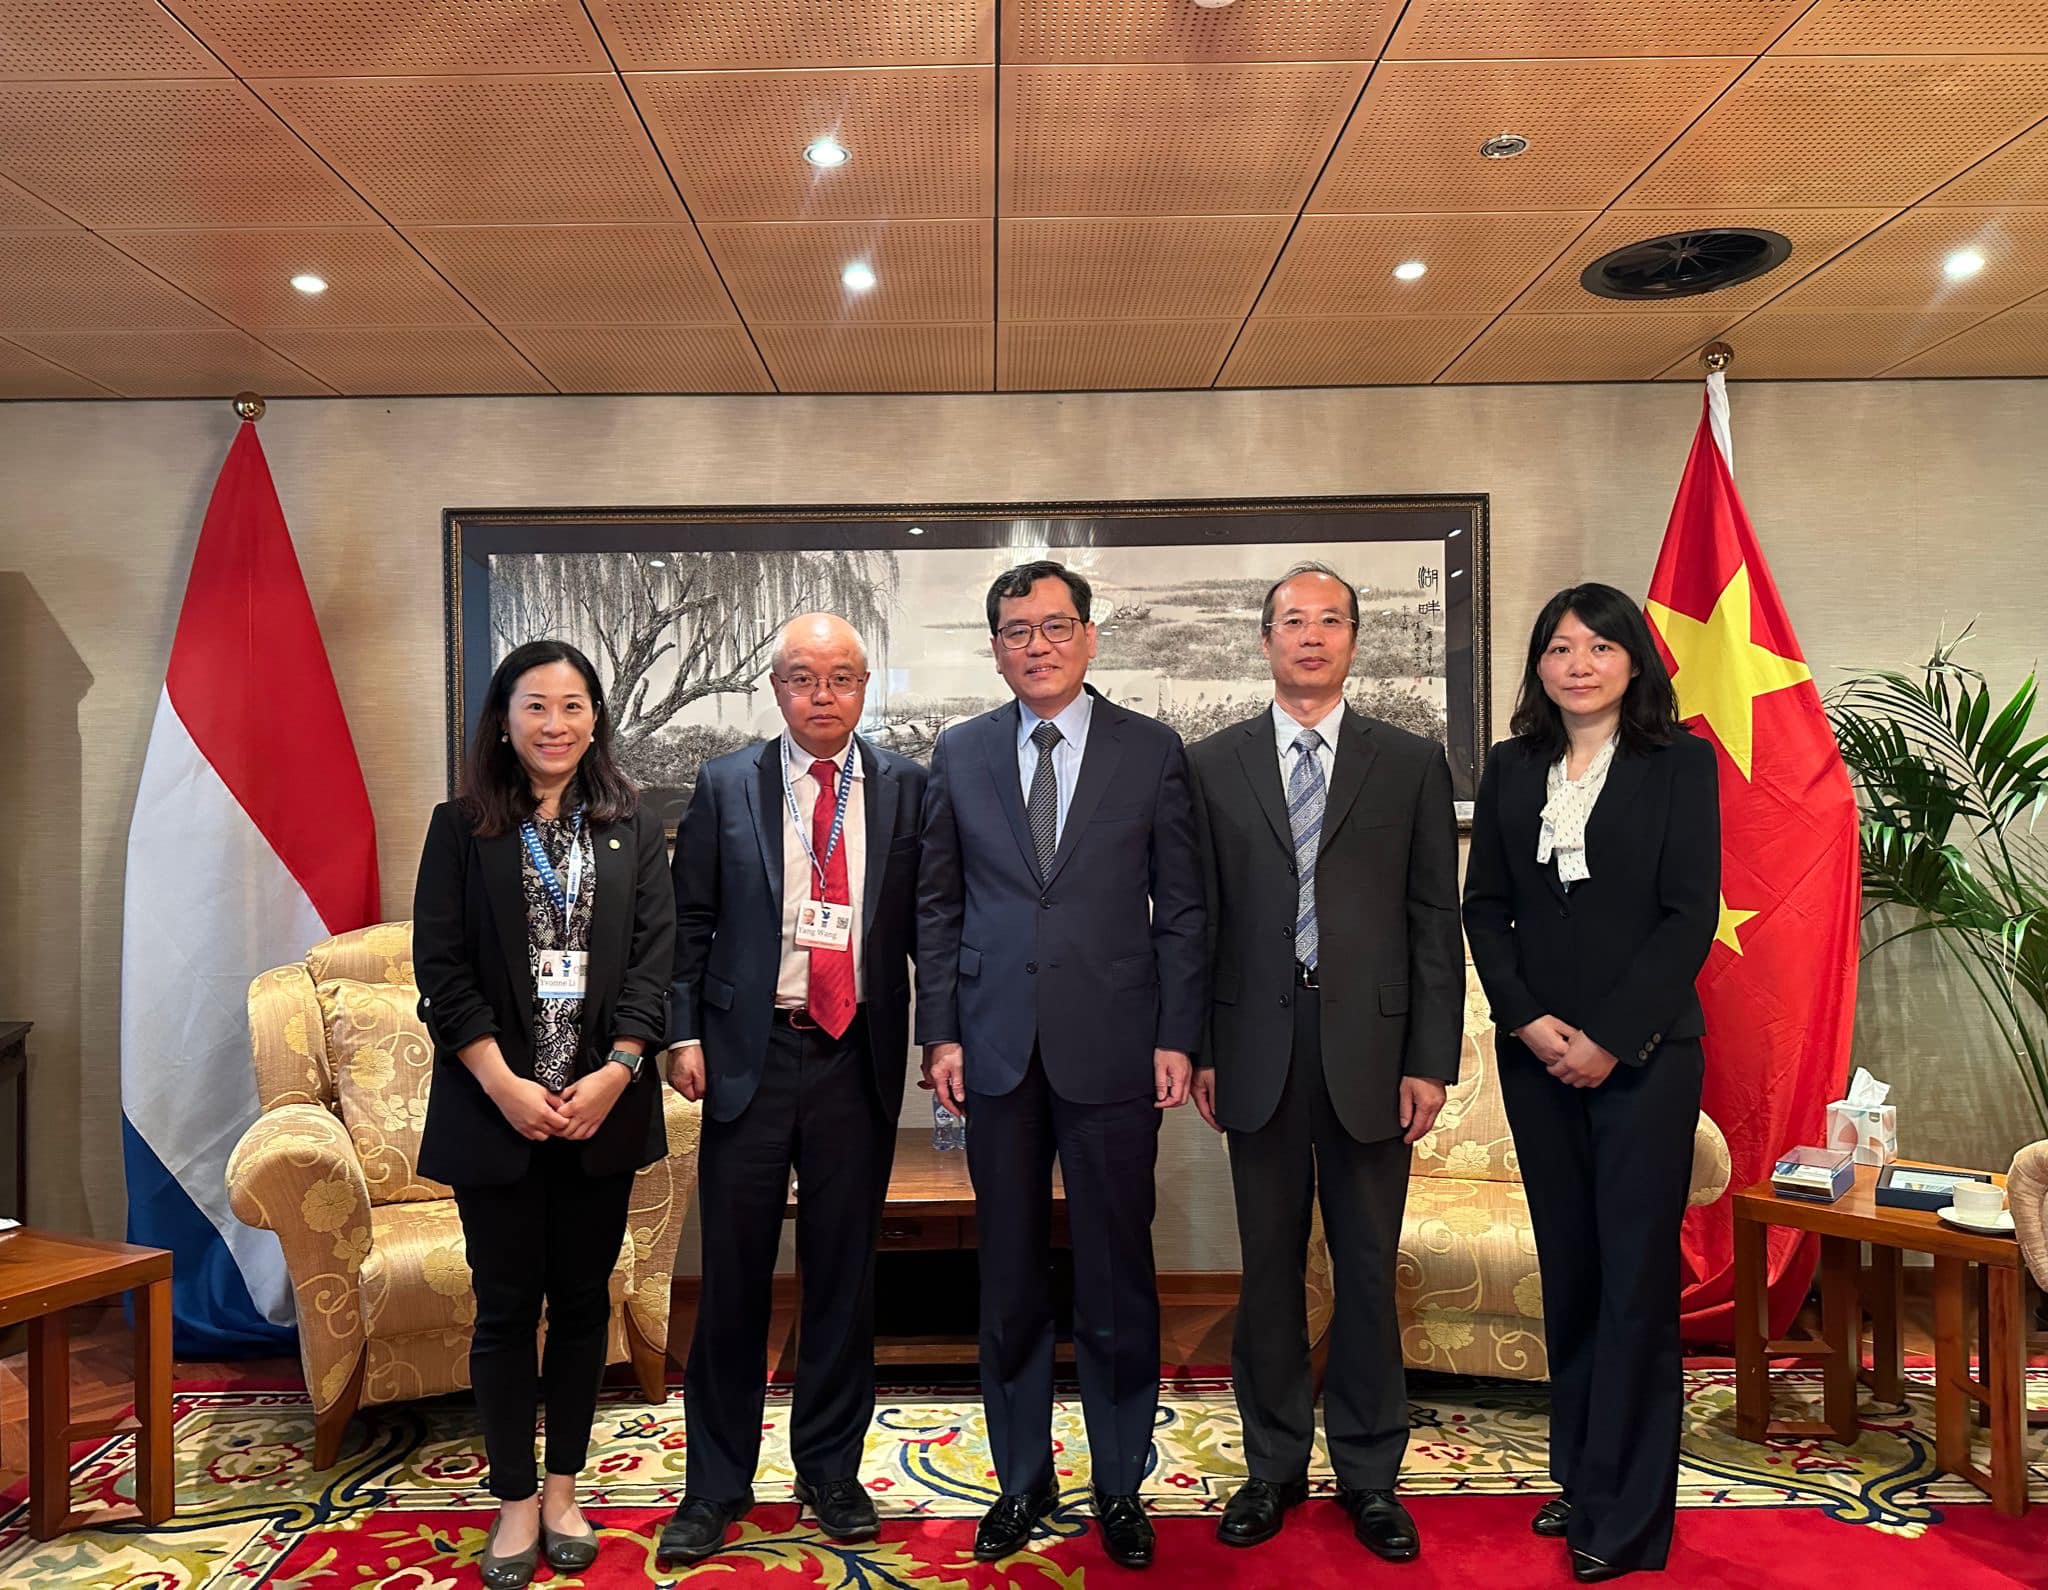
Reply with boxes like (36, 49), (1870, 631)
(806, 757), (856, 1038)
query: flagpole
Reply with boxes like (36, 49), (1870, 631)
(233, 389), (266, 422)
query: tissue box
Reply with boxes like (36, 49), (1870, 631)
(1826, 1100), (1898, 1166)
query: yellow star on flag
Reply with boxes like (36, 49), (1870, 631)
(1646, 563), (1811, 782)
(1715, 894), (1759, 956)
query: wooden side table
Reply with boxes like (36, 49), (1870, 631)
(0, 1229), (174, 1538)
(1732, 1160), (2030, 1515)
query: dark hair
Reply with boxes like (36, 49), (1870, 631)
(986, 560), (1092, 633)
(1508, 583), (1683, 759)
(1261, 561), (1360, 629)
(459, 639), (639, 837)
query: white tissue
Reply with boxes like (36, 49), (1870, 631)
(1844, 1066), (1891, 1107)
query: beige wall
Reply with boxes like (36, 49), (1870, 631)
(3, 378), (2043, 1273)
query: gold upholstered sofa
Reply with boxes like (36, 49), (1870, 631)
(1306, 960), (1734, 1381)
(226, 922), (701, 1467)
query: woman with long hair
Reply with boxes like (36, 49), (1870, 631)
(1462, 585), (1719, 1583)
(413, 639), (676, 1587)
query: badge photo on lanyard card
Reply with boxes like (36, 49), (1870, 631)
(782, 738), (858, 950)
(794, 899), (854, 952)
(521, 811), (589, 1000)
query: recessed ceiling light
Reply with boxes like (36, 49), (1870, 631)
(803, 136), (849, 169)
(907, 525), (925, 536)
(1191, 0), (1238, 7)
(1392, 260), (1428, 282)
(648, 558), (666, 568)
(290, 273), (327, 294)
(1943, 248), (1986, 281)
(842, 262), (877, 292)
(1479, 132), (1531, 160)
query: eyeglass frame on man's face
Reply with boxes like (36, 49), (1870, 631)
(773, 668), (868, 697)
(994, 614), (1082, 650)
(1262, 614), (1359, 638)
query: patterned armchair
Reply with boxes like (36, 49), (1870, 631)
(225, 922), (701, 1468)
(2009, 1141), (2048, 1294)
(1306, 960), (1733, 1381)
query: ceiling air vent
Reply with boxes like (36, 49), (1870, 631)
(1580, 228), (1793, 301)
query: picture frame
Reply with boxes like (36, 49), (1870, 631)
(1873, 1163), (1995, 1212)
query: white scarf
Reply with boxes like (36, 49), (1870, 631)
(1538, 735), (1619, 886)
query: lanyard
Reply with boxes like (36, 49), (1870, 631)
(519, 809), (585, 932)
(781, 737), (858, 890)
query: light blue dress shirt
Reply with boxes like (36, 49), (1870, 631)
(1016, 690), (1094, 847)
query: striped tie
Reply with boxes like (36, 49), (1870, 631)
(1027, 721), (1062, 874)
(1289, 729), (1326, 970)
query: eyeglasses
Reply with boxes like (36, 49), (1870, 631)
(776, 670), (866, 697)
(995, 615), (1081, 650)
(1264, 614), (1358, 637)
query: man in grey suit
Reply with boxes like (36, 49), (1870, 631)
(1188, 563), (1462, 1563)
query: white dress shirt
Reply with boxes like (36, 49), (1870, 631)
(1271, 698), (1345, 788)
(775, 732), (868, 1006)
(1016, 690), (1094, 847)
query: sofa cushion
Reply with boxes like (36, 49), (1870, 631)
(320, 979), (451, 1205)
(1412, 975), (1519, 1183)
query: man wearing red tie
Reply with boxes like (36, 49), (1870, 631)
(658, 613), (926, 1564)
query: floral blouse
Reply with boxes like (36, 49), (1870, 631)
(523, 808), (595, 1091)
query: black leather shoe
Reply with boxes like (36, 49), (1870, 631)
(1092, 1488), (1155, 1569)
(1573, 1550), (1638, 1583)
(794, 1476), (879, 1542)
(1217, 1477), (1309, 1547)
(655, 1491), (754, 1566)
(973, 1481), (1058, 1562)
(1531, 1498), (1572, 1538)
(1337, 1487), (1419, 1562)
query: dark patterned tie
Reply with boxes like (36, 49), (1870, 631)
(1289, 729), (1326, 970)
(1027, 721), (1063, 874)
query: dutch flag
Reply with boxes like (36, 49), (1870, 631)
(120, 419), (379, 1357)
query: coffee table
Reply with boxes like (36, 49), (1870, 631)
(0, 1229), (173, 1538)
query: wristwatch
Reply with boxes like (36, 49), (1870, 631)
(604, 1047), (646, 1079)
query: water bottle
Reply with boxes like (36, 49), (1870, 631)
(932, 1093), (966, 1151)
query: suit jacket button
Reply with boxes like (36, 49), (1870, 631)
(421, 996), (431, 1006)
(1279, 995), (1290, 1008)
(1282, 926), (1293, 938)
(1040, 896), (1052, 909)
(1026, 961), (1038, 974)
(1652, 1032), (1662, 1042)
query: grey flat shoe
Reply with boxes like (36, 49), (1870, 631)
(542, 1512), (601, 1571)
(480, 1513), (540, 1590)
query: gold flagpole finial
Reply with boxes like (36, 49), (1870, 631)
(232, 390), (266, 422)
(1698, 342), (1734, 374)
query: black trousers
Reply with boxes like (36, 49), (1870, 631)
(684, 1010), (895, 1499)
(1226, 984), (1414, 1489)
(1498, 1035), (1703, 1571)
(452, 1138), (636, 1501)
(966, 1050), (1162, 1497)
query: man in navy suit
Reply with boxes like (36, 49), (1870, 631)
(917, 561), (1207, 1570)
(658, 613), (926, 1564)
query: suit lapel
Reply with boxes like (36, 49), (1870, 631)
(979, 702), (1041, 882)
(745, 737), (786, 918)
(1584, 742), (1652, 879)
(1234, 713), (1294, 860)
(479, 827), (533, 1036)
(858, 736), (896, 939)
(1043, 688), (1124, 888)
(1518, 747), (1569, 906)
(1318, 709), (1377, 855)
(580, 814), (631, 1046)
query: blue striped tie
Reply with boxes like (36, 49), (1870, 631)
(1288, 730), (1326, 970)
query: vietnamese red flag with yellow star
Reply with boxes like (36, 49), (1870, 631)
(1645, 374), (1861, 1343)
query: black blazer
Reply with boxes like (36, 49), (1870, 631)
(666, 735), (926, 1123)
(413, 799), (676, 1186)
(914, 687), (1207, 1103)
(1462, 731), (1720, 1067)
(1190, 708), (1463, 1143)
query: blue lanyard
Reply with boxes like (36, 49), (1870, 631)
(781, 737), (858, 889)
(519, 809), (585, 931)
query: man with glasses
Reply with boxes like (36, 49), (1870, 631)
(917, 561), (1206, 1570)
(1186, 563), (1461, 1564)
(658, 612), (927, 1564)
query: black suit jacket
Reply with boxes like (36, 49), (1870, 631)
(666, 735), (926, 1123)
(1461, 731), (1720, 1066)
(915, 687), (1207, 1103)
(1189, 707), (1463, 1143)
(413, 799), (676, 1187)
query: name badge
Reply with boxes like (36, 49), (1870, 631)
(536, 950), (588, 1000)
(794, 900), (854, 952)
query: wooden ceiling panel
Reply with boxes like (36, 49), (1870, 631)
(1002, 0), (1399, 64)
(1218, 314), (1493, 387)
(997, 319), (1237, 390)
(1441, 311), (1738, 382)
(1003, 63), (1365, 217)
(164, 0), (609, 76)
(502, 325), (774, 391)
(1774, 1), (2048, 54)
(1311, 59), (1744, 214)
(630, 67), (993, 221)
(257, 75), (687, 224)
(0, 336), (116, 398)
(1000, 216), (1289, 321)
(1885, 301), (2048, 376)
(589, 0), (992, 70)
(1703, 308), (1991, 378)
(1510, 207), (1895, 314)
(104, 226), (484, 327)
(1389, 0), (1810, 59)
(258, 327), (553, 393)
(701, 219), (990, 323)
(0, 231), (222, 330)
(0, 0), (225, 80)
(0, 174), (78, 230)
(1767, 209), (2048, 312)
(1926, 123), (2048, 206)
(408, 224), (735, 324)
(5, 328), (334, 396)
(1260, 212), (1595, 317)
(752, 322), (993, 391)
(1620, 59), (2048, 209)
(0, 80), (378, 228)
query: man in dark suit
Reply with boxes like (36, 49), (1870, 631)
(656, 613), (926, 1564)
(917, 561), (1206, 1570)
(1188, 563), (1463, 1563)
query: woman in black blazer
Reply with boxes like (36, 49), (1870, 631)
(414, 639), (676, 1589)
(1462, 584), (1719, 1584)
